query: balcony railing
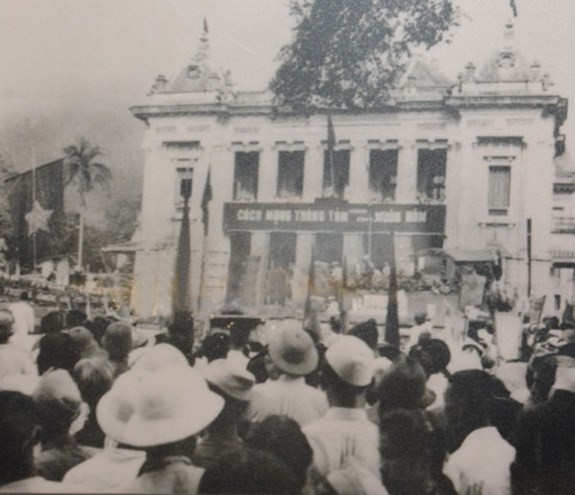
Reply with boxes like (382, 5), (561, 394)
(552, 216), (575, 233)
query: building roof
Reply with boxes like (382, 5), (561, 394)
(399, 58), (454, 89)
(443, 249), (497, 263)
(151, 23), (232, 96)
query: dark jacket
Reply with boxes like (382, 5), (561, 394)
(511, 390), (575, 494)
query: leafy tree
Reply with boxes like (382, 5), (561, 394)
(271, 0), (458, 110)
(63, 138), (112, 270)
(63, 138), (112, 207)
(104, 195), (141, 244)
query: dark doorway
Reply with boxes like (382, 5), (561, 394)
(316, 233), (343, 264)
(226, 232), (251, 304)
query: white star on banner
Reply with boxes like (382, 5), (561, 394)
(25, 200), (52, 235)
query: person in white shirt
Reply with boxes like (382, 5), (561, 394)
(303, 335), (382, 483)
(0, 310), (37, 382)
(444, 370), (515, 495)
(8, 292), (35, 350)
(246, 324), (328, 427)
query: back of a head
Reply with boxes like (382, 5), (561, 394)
(20, 291), (29, 302)
(348, 319), (379, 351)
(102, 322), (132, 361)
(445, 369), (494, 449)
(380, 408), (449, 495)
(73, 358), (114, 411)
(0, 391), (38, 477)
(37, 333), (80, 375)
(198, 448), (298, 495)
(0, 309), (14, 344)
(377, 356), (428, 414)
(85, 316), (112, 344)
(33, 369), (82, 437)
(202, 333), (230, 362)
(40, 311), (65, 334)
(246, 415), (312, 490)
(66, 309), (87, 329)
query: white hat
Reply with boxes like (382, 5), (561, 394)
(33, 369), (82, 404)
(268, 325), (318, 376)
(128, 343), (189, 372)
(0, 375), (40, 396)
(325, 335), (374, 386)
(202, 358), (255, 401)
(96, 367), (224, 447)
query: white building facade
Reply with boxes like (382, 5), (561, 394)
(129, 25), (571, 319)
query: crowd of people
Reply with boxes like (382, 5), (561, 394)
(1, 291), (575, 494)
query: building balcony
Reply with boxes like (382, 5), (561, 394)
(552, 216), (575, 234)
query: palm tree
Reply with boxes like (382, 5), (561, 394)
(63, 138), (112, 271)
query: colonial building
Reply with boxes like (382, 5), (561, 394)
(129, 23), (570, 319)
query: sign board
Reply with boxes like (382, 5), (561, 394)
(224, 203), (446, 234)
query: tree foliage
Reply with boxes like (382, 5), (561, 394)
(271, 0), (458, 110)
(63, 137), (112, 206)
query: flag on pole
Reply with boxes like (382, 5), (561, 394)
(201, 168), (213, 236)
(326, 114), (336, 196)
(510, 0), (518, 17)
(385, 230), (400, 347)
(173, 180), (192, 313)
(303, 248), (316, 324)
(338, 256), (351, 332)
(6, 159), (65, 272)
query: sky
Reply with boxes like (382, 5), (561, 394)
(1, 0), (575, 195)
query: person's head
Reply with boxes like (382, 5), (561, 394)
(246, 416), (313, 492)
(268, 324), (318, 378)
(72, 358), (114, 412)
(84, 316), (112, 344)
(526, 353), (557, 405)
(444, 369), (495, 449)
(198, 448), (299, 495)
(560, 322), (575, 345)
(0, 309), (14, 344)
(37, 333), (80, 375)
(97, 367), (224, 451)
(203, 358), (255, 430)
(348, 319), (379, 352)
(66, 326), (104, 360)
(414, 311), (428, 326)
(379, 408), (447, 495)
(0, 391), (40, 484)
(20, 291), (29, 302)
(377, 356), (430, 415)
(409, 339), (451, 378)
(32, 369), (83, 442)
(66, 309), (87, 329)
(202, 333), (230, 362)
(101, 321), (132, 362)
(322, 335), (374, 408)
(40, 311), (64, 335)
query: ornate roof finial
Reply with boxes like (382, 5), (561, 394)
(192, 18), (210, 65)
(503, 20), (515, 50)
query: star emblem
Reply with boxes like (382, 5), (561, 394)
(25, 200), (52, 235)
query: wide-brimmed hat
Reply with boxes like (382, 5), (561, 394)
(202, 358), (255, 401)
(268, 325), (318, 376)
(97, 367), (224, 447)
(129, 343), (189, 372)
(325, 335), (374, 386)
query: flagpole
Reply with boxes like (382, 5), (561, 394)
(327, 114), (336, 198)
(198, 168), (213, 313)
(31, 142), (37, 271)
